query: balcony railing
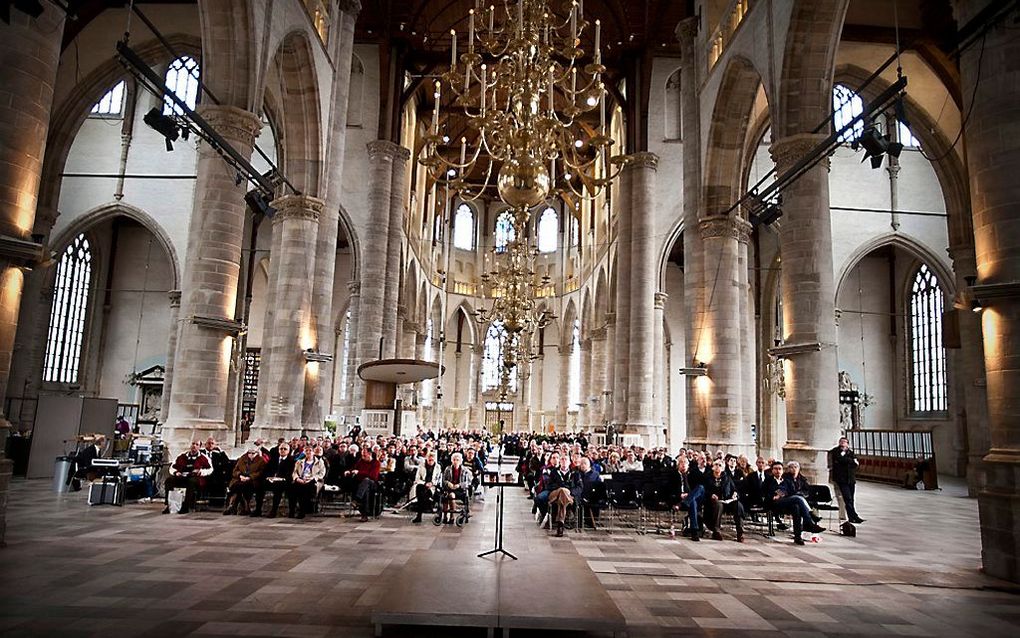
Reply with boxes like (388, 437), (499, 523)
(706, 0), (754, 71)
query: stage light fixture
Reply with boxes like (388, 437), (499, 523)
(244, 190), (276, 219)
(142, 107), (179, 151)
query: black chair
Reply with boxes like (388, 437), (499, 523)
(807, 484), (839, 528)
(606, 474), (642, 532)
(578, 481), (608, 532)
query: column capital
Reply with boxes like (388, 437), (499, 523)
(168, 289), (182, 308)
(367, 139), (411, 163)
(591, 325), (608, 340)
(769, 133), (828, 173)
(338, 0), (362, 14)
(654, 291), (669, 309)
(604, 312), (615, 326)
(403, 318), (418, 332)
(698, 215), (752, 243)
(271, 194), (325, 224)
(347, 280), (361, 295)
(675, 16), (699, 46)
(196, 104), (262, 148)
(625, 152), (659, 171)
(947, 241), (976, 264)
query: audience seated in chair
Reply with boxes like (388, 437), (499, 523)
(162, 441), (213, 514)
(765, 461), (825, 545)
(289, 445), (326, 518)
(253, 443), (295, 518)
(670, 458), (706, 541)
(705, 459), (745, 542)
(224, 445), (266, 515)
(411, 451), (442, 524)
(346, 446), (381, 522)
(440, 452), (472, 525)
(543, 455), (581, 537)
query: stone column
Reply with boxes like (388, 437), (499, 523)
(579, 337), (592, 430)
(0, 6), (65, 447)
(955, 0), (1020, 583)
(948, 243), (990, 496)
(654, 291), (668, 444)
(469, 343), (484, 426)
(769, 134), (840, 479)
(352, 141), (398, 410)
(556, 346), (569, 431)
(382, 145), (411, 356)
(160, 290), (182, 423)
(589, 326), (609, 428)
(305, 1), (361, 433)
(612, 179), (633, 428)
(251, 195), (323, 441)
(625, 153), (659, 444)
(531, 353), (544, 431)
(164, 105), (262, 452)
(677, 17), (707, 448)
(697, 217), (751, 454)
(740, 239), (756, 451)
(342, 281), (361, 419)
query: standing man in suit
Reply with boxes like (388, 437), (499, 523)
(828, 437), (864, 524)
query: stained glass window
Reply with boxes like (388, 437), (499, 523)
(43, 234), (93, 383)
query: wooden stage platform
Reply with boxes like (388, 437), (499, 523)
(372, 550), (626, 637)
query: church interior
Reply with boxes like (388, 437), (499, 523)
(0, 0), (1019, 635)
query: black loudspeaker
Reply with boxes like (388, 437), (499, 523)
(840, 521), (857, 537)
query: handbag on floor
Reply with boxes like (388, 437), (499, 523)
(167, 487), (187, 513)
(840, 521), (857, 537)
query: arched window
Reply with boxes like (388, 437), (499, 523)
(432, 212), (443, 244)
(453, 203), (474, 250)
(568, 318), (581, 411)
(483, 321), (517, 392)
(494, 210), (515, 253)
(338, 309), (352, 401)
(833, 84), (864, 144)
(91, 80), (126, 117)
(537, 207), (558, 253)
(163, 55), (201, 116)
(909, 264), (947, 413)
(897, 120), (920, 148)
(569, 215), (580, 248)
(43, 234), (93, 383)
(664, 69), (681, 140)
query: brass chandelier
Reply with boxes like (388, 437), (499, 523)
(419, 0), (628, 394)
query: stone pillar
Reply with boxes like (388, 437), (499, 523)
(382, 145), (410, 356)
(769, 134), (840, 479)
(251, 195), (323, 441)
(160, 290), (182, 423)
(579, 337), (592, 430)
(697, 217), (751, 453)
(0, 5), (65, 446)
(612, 180), (632, 428)
(532, 353), (544, 431)
(401, 318), (418, 358)
(624, 153), (659, 443)
(306, 1), (361, 434)
(590, 326), (609, 428)
(654, 291), (668, 444)
(740, 239), (757, 452)
(352, 141), (398, 410)
(677, 17), (707, 448)
(947, 243), (990, 495)
(556, 346), (569, 431)
(342, 281), (361, 420)
(164, 105), (262, 452)
(955, 0), (1020, 583)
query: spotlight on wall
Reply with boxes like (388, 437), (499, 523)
(244, 189), (276, 219)
(142, 107), (180, 151)
(751, 197), (783, 227)
(678, 361), (708, 376)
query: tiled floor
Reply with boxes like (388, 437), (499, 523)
(1, 476), (1018, 637)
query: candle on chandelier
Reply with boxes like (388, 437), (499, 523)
(548, 66), (555, 112)
(460, 137), (467, 166)
(599, 84), (606, 129)
(571, 67), (577, 97)
(518, 0), (524, 35)
(469, 9), (475, 52)
(570, 2), (577, 45)
(451, 29), (457, 66)
(594, 19), (601, 64)
(433, 81), (441, 134)
(481, 64), (487, 114)
(489, 5), (494, 32)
